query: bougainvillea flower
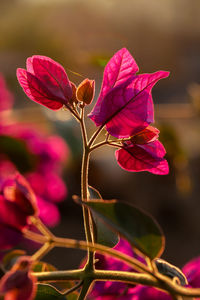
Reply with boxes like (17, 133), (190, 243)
(89, 48), (169, 138)
(17, 55), (72, 110)
(0, 173), (38, 250)
(116, 137), (169, 175)
(0, 74), (14, 112)
(0, 256), (36, 300)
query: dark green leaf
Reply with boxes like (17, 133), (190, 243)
(84, 199), (165, 259)
(88, 186), (119, 248)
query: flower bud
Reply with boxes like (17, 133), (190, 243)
(76, 78), (95, 105)
(69, 81), (78, 105)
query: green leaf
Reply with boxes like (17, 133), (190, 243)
(35, 284), (66, 300)
(88, 186), (119, 248)
(84, 199), (165, 259)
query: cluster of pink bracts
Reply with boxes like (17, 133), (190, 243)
(17, 48), (169, 175)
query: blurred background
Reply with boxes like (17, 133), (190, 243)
(1, 0), (200, 271)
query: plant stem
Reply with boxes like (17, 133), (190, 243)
(47, 236), (151, 275)
(77, 279), (93, 300)
(30, 217), (54, 239)
(27, 231), (200, 298)
(79, 107), (94, 271)
(63, 280), (83, 296)
(34, 268), (200, 298)
(31, 242), (53, 261)
(35, 269), (84, 281)
(88, 124), (105, 147)
(24, 230), (48, 244)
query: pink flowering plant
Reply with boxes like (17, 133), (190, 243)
(0, 48), (200, 300)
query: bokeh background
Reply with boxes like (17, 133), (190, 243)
(1, 0), (200, 270)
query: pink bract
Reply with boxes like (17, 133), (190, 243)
(131, 126), (160, 144)
(89, 48), (138, 112)
(116, 140), (169, 175)
(89, 48), (169, 138)
(17, 55), (72, 110)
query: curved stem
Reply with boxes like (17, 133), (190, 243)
(63, 280), (83, 296)
(90, 140), (109, 152)
(50, 237), (151, 275)
(90, 141), (123, 152)
(65, 104), (81, 122)
(26, 231), (150, 275)
(88, 124), (105, 147)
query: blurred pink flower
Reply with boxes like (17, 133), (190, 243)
(0, 256), (36, 300)
(0, 74), (69, 226)
(0, 121), (68, 226)
(0, 74), (13, 112)
(0, 173), (37, 250)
